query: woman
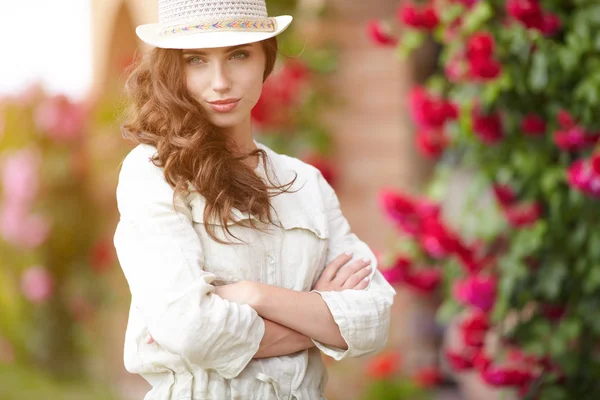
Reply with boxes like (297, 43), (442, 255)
(113, 0), (396, 399)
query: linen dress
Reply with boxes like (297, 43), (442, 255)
(113, 140), (397, 400)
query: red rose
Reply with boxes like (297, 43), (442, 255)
(472, 109), (503, 144)
(410, 87), (458, 129)
(504, 201), (542, 228)
(413, 366), (443, 387)
(416, 129), (448, 159)
(567, 159), (600, 198)
(460, 311), (490, 348)
(397, 2), (439, 31)
(404, 268), (442, 293)
(365, 352), (402, 379)
(467, 32), (495, 60)
(468, 56), (502, 80)
(481, 365), (534, 387)
(521, 113), (546, 136)
(445, 349), (475, 371)
(366, 20), (398, 46)
(492, 184), (517, 207)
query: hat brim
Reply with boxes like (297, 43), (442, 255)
(136, 15), (293, 49)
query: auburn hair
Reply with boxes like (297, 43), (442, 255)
(121, 38), (296, 244)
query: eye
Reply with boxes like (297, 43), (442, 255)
(186, 56), (204, 65)
(230, 51), (249, 60)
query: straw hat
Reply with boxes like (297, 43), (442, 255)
(136, 0), (293, 49)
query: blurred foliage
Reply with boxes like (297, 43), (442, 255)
(374, 0), (600, 398)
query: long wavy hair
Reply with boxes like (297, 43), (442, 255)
(121, 38), (296, 244)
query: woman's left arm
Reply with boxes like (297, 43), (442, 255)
(249, 171), (397, 360)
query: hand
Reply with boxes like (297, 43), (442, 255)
(146, 281), (259, 344)
(313, 252), (372, 292)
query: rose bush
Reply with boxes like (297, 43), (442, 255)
(369, 0), (600, 398)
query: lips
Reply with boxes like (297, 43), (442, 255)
(207, 98), (240, 113)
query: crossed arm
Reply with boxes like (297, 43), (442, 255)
(221, 251), (371, 359)
(146, 252), (373, 358)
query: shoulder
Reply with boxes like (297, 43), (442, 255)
(118, 144), (162, 180)
(256, 140), (322, 182)
(116, 144), (186, 216)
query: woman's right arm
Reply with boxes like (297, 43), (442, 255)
(113, 146), (264, 379)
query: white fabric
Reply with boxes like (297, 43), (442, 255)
(159, 0), (268, 26)
(113, 140), (396, 400)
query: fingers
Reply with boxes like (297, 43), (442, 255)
(146, 334), (155, 344)
(353, 276), (370, 290)
(333, 257), (372, 286)
(321, 252), (354, 282)
(342, 262), (373, 289)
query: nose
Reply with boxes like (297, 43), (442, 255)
(211, 62), (231, 94)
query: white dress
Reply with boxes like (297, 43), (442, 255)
(113, 140), (397, 400)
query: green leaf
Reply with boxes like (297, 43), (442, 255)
(461, 1), (493, 34)
(536, 260), (566, 300)
(529, 51), (549, 92)
(396, 30), (425, 60)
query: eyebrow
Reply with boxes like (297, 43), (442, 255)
(182, 44), (252, 56)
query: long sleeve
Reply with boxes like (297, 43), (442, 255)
(310, 171), (397, 361)
(113, 145), (265, 379)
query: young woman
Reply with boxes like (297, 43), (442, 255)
(113, 1), (396, 399)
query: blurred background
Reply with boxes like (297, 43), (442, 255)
(1, 0), (599, 399)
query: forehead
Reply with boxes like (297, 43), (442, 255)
(182, 42), (259, 55)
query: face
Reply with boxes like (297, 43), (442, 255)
(182, 42), (266, 130)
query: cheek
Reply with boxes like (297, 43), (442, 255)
(184, 71), (205, 98)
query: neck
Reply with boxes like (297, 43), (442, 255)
(222, 116), (258, 169)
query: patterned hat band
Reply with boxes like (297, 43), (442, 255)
(160, 17), (277, 37)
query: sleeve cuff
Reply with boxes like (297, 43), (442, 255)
(309, 290), (353, 361)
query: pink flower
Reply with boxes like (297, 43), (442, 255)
(481, 365), (534, 387)
(567, 159), (600, 198)
(409, 87), (458, 130)
(504, 202), (542, 228)
(21, 265), (54, 304)
(418, 219), (460, 258)
(415, 129), (448, 159)
(591, 153), (600, 175)
(0, 204), (50, 249)
(553, 126), (599, 152)
(1, 147), (41, 206)
(521, 113), (546, 136)
(366, 20), (398, 46)
(453, 275), (497, 312)
(472, 109), (503, 144)
(34, 95), (87, 143)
